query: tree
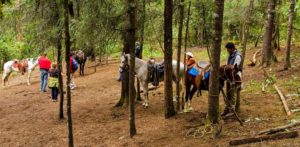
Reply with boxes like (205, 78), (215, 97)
(176, 0), (184, 112)
(164, 0), (176, 118)
(128, 0), (137, 137)
(64, 0), (74, 146)
(208, 0), (225, 124)
(53, 0), (65, 119)
(261, 0), (277, 67)
(240, 0), (254, 68)
(284, 0), (296, 70)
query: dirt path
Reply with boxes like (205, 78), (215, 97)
(1, 46), (300, 146)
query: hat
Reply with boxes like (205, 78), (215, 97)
(185, 52), (194, 58)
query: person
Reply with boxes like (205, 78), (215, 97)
(135, 42), (141, 59)
(184, 51), (196, 113)
(69, 54), (78, 89)
(48, 63), (59, 102)
(38, 53), (51, 92)
(221, 42), (243, 117)
(185, 52), (196, 69)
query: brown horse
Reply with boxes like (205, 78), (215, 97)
(184, 62), (241, 112)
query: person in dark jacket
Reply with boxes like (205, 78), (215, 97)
(48, 63), (59, 102)
(221, 42), (243, 116)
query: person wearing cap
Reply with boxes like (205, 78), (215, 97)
(185, 52), (196, 69)
(221, 42), (243, 117)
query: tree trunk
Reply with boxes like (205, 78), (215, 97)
(64, 0), (74, 146)
(54, 1), (64, 119)
(284, 0), (295, 70)
(176, 0), (184, 112)
(116, 32), (130, 107)
(240, 0), (254, 68)
(136, 0), (146, 101)
(164, 0), (176, 118)
(128, 0), (137, 137)
(208, 0), (225, 124)
(184, 1), (191, 75)
(261, 0), (277, 67)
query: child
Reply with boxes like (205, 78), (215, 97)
(48, 63), (59, 102)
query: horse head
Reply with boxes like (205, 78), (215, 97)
(219, 64), (240, 86)
(119, 53), (129, 72)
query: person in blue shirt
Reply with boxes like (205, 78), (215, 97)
(221, 42), (243, 117)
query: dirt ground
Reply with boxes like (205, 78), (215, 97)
(1, 46), (300, 147)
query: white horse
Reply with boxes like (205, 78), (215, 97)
(2, 57), (39, 87)
(120, 53), (184, 107)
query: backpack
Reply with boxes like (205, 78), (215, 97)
(72, 58), (78, 71)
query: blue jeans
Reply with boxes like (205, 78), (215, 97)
(51, 87), (59, 100)
(40, 69), (48, 92)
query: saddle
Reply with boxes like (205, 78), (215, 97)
(148, 61), (164, 86)
(188, 61), (210, 78)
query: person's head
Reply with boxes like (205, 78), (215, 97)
(186, 52), (194, 59)
(135, 41), (140, 46)
(41, 53), (47, 57)
(51, 63), (57, 69)
(225, 42), (236, 54)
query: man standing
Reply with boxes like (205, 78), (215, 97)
(221, 42), (243, 116)
(38, 53), (51, 92)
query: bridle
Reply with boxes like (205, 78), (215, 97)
(120, 56), (129, 72)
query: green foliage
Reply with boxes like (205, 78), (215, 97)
(0, 0), (299, 62)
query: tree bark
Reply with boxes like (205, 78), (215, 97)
(284, 0), (295, 70)
(261, 0), (277, 67)
(258, 121), (300, 135)
(116, 32), (130, 108)
(176, 0), (184, 112)
(241, 0), (254, 68)
(229, 131), (299, 146)
(164, 0), (176, 118)
(64, 0), (74, 146)
(208, 0), (224, 124)
(128, 0), (137, 137)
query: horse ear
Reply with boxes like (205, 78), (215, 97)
(234, 64), (238, 70)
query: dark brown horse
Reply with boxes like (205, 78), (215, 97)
(184, 63), (241, 112)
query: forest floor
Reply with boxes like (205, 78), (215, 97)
(0, 45), (300, 147)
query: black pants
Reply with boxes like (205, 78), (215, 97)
(51, 87), (59, 100)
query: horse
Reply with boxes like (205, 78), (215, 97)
(2, 57), (39, 87)
(120, 53), (185, 107)
(184, 62), (241, 112)
(74, 50), (87, 76)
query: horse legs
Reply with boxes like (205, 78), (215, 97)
(2, 72), (11, 87)
(27, 70), (32, 85)
(141, 80), (149, 107)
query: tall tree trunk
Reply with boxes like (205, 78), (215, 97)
(184, 1), (191, 74)
(64, 0), (74, 146)
(76, 0), (80, 18)
(164, 0), (176, 118)
(136, 0), (146, 102)
(176, 0), (184, 112)
(115, 32), (130, 107)
(241, 0), (254, 68)
(284, 0), (295, 70)
(208, 0), (224, 124)
(54, 1), (65, 119)
(128, 0), (137, 137)
(261, 0), (277, 67)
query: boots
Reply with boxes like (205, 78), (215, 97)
(184, 103), (189, 113)
(188, 101), (193, 112)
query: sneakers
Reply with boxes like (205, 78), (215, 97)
(184, 102), (193, 113)
(52, 99), (57, 102)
